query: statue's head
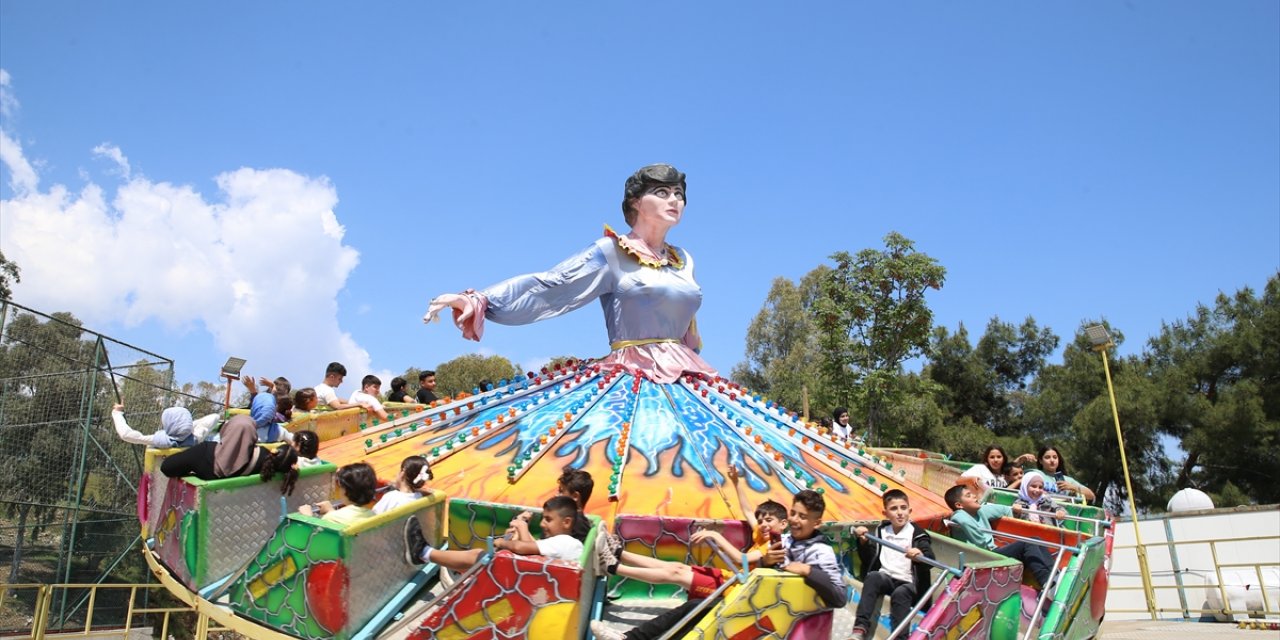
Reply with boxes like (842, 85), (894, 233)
(622, 164), (687, 227)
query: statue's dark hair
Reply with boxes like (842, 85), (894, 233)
(621, 164), (687, 227)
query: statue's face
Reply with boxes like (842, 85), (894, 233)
(632, 184), (685, 228)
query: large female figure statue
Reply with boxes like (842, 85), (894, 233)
(425, 164), (715, 384)
(416, 164), (942, 525)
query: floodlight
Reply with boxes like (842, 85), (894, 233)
(1085, 325), (1112, 350)
(221, 357), (247, 379)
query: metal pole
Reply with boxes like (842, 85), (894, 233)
(58, 338), (103, 625)
(1099, 346), (1157, 619)
(223, 375), (234, 417)
(1210, 541), (1231, 618)
(1163, 516), (1190, 619)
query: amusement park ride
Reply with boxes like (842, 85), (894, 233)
(138, 164), (1113, 639)
(138, 362), (1114, 640)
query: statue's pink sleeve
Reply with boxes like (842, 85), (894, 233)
(455, 290), (489, 341)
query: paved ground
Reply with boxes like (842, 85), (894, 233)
(596, 602), (1280, 639)
(1098, 619), (1279, 639)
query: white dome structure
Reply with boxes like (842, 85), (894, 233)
(1167, 488), (1215, 512)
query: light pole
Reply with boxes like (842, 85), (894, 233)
(1085, 325), (1157, 619)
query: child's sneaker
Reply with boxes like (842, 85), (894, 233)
(589, 620), (625, 640)
(403, 517), (427, 566)
(593, 530), (621, 575)
(849, 627), (867, 640)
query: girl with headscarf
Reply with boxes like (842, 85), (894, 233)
(1012, 471), (1066, 526)
(241, 375), (295, 443)
(831, 407), (852, 443)
(160, 414), (299, 495)
(111, 404), (218, 448)
(250, 390), (293, 443)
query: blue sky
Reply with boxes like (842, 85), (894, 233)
(1, 2), (1276, 400)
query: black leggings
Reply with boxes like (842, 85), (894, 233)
(624, 599), (706, 640)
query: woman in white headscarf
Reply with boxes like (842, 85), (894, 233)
(111, 404), (218, 448)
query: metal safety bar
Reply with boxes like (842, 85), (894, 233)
(1019, 507), (1110, 528)
(990, 486), (1087, 505)
(862, 532), (966, 577)
(653, 571), (742, 640)
(1022, 546), (1069, 640)
(979, 527), (1081, 554)
(884, 569), (954, 640)
(704, 538), (751, 582)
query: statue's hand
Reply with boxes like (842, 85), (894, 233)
(425, 293), (481, 340)
(425, 293), (472, 326)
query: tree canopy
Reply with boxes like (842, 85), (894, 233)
(815, 232), (946, 444)
(731, 267), (830, 416)
(0, 251), (19, 300)
(432, 353), (523, 397)
(733, 230), (1278, 511)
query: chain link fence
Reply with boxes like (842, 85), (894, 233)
(0, 299), (224, 635)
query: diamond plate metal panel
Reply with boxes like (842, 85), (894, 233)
(344, 521), (419, 634)
(199, 473), (333, 587)
(148, 467), (171, 533)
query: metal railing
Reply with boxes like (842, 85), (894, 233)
(0, 582), (232, 640)
(1108, 534), (1279, 619)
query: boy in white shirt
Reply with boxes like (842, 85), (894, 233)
(313, 361), (362, 411)
(851, 489), (936, 640)
(349, 374), (390, 421)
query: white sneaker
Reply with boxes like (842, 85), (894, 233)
(590, 619), (625, 640)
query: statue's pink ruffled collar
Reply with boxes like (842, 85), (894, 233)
(603, 224), (684, 269)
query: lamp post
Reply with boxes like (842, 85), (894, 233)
(1085, 325), (1156, 619)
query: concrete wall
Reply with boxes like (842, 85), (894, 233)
(1106, 505), (1280, 621)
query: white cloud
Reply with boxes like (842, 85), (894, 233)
(0, 71), (370, 386)
(91, 143), (131, 179)
(0, 70), (36, 194)
(0, 128), (37, 194)
(0, 69), (17, 120)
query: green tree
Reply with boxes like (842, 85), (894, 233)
(0, 251), (19, 300)
(731, 266), (831, 415)
(927, 316), (1058, 435)
(176, 379), (230, 418)
(1146, 273), (1280, 504)
(816, 232), (945, 444)
(434, 354), (522, 397)
(0, 311), (97, 582)
(874, 373), (946, 448)
(925, 323), (998, 429)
